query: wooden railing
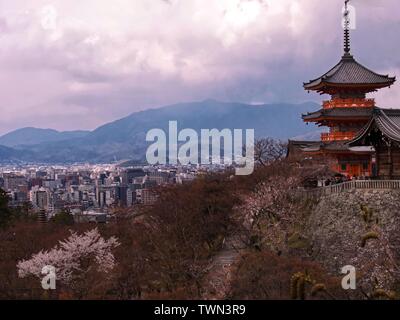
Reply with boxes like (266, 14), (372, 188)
(321, 131), (356, 142)
(294, 180), (400, 199)
(323, 98), (375, 109)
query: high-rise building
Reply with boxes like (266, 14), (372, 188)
(3, 174), (28, 191)
(141, 189), (158, 206)
(30, 187), (50, 210)
(126, 187), (137, 207)
(121, 168), (145, 185)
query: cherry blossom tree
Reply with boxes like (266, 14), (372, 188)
(235, 166), (304, 253)
(17, 228), (120, 285)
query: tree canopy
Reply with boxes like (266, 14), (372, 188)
(0, 189), (12, 229)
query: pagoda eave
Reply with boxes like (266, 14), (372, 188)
(302, 145), (375, 155)
(304, 82), (395, 95)
(303, 117), (372, 124)
(302, 106), (374, 123)
(304, 150), (373, 156)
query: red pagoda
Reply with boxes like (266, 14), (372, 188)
(295, 1), (396, 178)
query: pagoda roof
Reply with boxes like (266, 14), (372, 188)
(304, 54), (396, 94)
(301, 141), (374, 154)
(349, 108), (400, 145)
(302, 106), (373, 122)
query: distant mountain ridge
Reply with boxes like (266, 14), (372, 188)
(0, 127), (89, 147)
(0, 100), (320, 163)
(0, 145), (35, 162)
(291, 130), (326, 141)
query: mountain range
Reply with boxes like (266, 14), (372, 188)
(0, 128), (89, 147)
(0, 100), (320, 164)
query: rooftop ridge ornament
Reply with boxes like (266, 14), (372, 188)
(343, 0), (351, 55)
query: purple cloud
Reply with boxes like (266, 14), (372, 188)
(0, 0), (399, 135)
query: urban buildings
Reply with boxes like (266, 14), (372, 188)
(0, 162), (210, 221)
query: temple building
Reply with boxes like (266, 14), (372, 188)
(289, 1), (399, 179)
(349, 109), (400, 178)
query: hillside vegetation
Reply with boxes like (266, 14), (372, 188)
(1, 156), (398, 300)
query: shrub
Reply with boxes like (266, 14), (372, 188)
(361, 231), (379, 248)
(229, 250), (343, 300)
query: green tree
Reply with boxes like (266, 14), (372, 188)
(0, 188), (12, 229)
(51, 210), (75, 226)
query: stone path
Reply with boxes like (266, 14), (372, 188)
(200, 235), (246, 299)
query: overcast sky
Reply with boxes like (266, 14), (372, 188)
(0, 0), (399, 135)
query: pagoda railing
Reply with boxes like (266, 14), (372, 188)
(321, 131), (356, 142)
(323, 98), (375, 109)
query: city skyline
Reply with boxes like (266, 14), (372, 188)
(1, 0), (399, 135)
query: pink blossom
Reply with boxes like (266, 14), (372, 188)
(17, 228), (120, 284)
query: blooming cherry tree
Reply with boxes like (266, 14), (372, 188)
(235, 172), (302, 253)
(17, 228), (120, 285)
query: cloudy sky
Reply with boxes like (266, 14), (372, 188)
(0, 0), (399, 135)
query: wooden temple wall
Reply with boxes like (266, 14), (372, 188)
(377, 146), (400, 178)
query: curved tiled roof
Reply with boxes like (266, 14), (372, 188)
(350, 108), (400, 144)
(304, 55), (396, 92)
(301, 141), (372, 153)
(302, 107), (373, 122)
